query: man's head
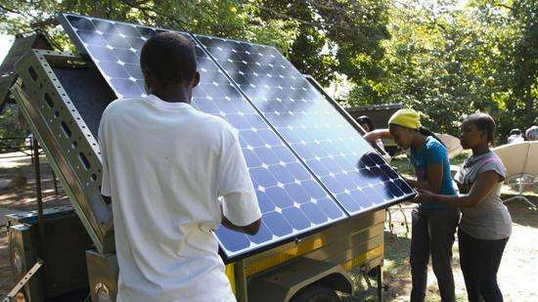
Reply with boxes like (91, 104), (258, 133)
(140, 32), (200, 99)
(356, 115), (374, 133)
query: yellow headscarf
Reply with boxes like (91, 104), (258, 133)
(388, 108), (421, 130)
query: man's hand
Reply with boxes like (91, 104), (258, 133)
(102, 194), (111, 205)
(221, 215), (261, 236)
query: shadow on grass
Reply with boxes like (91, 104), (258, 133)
(504, 195), (538, 229)
(0, 158), (69, 213)
(342, 231), (412, 301)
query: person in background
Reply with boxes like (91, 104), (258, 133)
(414, 113), (511, 302)
(507, 128), (524, 144)
(356, 115), (385, 152)
(365, 109), (459, 302)
(98, 32), (261, 302)
(525, 125), (538, 141)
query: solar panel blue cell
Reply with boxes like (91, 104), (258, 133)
(265, 187), (294, 208)
(93, 19), (119, 34)
(194, 34), (415, 216)
(256, 191), (275, 214)
(77, 30), (107, 46)
(316, 197), (346, 219)
(214, 227), (250, 253)
(269, 165), (295, 184)
(109, 78), (143, 98)
(124, 64), (143, 79)
(282, 207), (311, 231)
(300, 202), (328, 225)
(394, 178), (414, 194)
(255, 148), (280, 165)
(67, 16), (94, 30)
(112, 48), (138, 63)
(301, 180), (328, 199)
(285, 183), (311, 203)
(247, 223), (273, 244)
(263, 212), (293, 237)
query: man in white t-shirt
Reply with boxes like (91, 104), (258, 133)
(98, 32), (262, 302)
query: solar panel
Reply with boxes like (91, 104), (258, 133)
(59, 13), (347, 261)
(195, 35), (415, 215)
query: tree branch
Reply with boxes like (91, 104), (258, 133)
(0, 3), (22, 15)
(118, 0), (188, 31)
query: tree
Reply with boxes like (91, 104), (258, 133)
(0, 0), (392, 88)
(347, 0), (537, 140)
(1, 0), (535, 141)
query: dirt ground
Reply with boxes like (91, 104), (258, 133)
(346, 195), (538, 302)
(0, 151), (537, 301)
(0, 152), (70, 298)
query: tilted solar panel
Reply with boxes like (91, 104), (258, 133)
(59, 13), (348, 261)
(195, 35), (415, 215)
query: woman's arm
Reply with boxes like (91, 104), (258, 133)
(414, 170), (502, 208)
(364, 129), (392, 143)
(406, 162), (443, 193)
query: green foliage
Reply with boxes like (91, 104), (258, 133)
(0, 0), (536, 142)
(0, 104), (29, 151)
(348, 0), (537, 141)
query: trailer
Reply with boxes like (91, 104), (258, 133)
(5, 14), (416, 301)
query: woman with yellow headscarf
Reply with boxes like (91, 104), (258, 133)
(365, 108), (459, 302)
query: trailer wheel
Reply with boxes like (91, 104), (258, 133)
(291, 284), (340, 302)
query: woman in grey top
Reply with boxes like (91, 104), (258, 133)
(414, 113), (512, 302)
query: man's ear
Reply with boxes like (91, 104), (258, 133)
(191, 71), (200, 89)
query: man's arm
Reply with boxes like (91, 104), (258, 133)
(217, 126), (262, 236)
(98, 107), (112, 205)
(221, 215), (261, 236)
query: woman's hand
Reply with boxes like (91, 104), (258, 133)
(403, 177), (419, 188)
(412, 189), (436, 203)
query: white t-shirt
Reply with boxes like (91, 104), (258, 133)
(98, 95), (261, 302)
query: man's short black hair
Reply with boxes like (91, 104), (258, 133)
(140, 32), (197, 86)
(356, 115), (375, 131)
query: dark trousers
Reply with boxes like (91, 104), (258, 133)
(458, 229), (508, 302)
(410, 207), (460, 302)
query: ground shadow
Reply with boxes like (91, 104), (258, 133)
(341, 230), (412, 301)
(504, 194), (538, 229)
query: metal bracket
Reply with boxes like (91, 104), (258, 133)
(2, 260), (43, 302)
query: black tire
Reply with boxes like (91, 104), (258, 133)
(290, 284), (340, 302)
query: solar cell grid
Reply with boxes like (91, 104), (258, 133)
(195, 35), (415, 215)
(60, 14), (348, 261)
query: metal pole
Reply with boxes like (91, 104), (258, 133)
(234, 260), (248, 302)
(33, 137), (47, 294)
(29, 136), (34, 166)
(52, 169), (59, 196)
(377, 265), (384, 302)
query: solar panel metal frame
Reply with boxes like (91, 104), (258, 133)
(12, 50), (115, 254)
(193, 34), (416, 216)
(58, 13), (353, 262)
